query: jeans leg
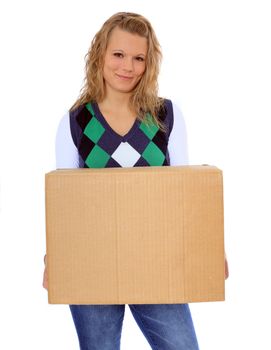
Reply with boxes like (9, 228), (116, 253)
(69, 304), (125, 350)
(129, 304), (199, 350)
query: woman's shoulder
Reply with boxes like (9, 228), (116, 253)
(160, 98), (181, 114)
(159, 98), (184, 120)
(158, 97), (186, 137)
(155, 98), (174, 135)
(69, 104), (86, 121)
(162, 98), (173, 107)
(158, 97), (172, 110)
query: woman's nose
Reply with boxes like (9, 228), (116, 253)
(122, 57), (133, 71)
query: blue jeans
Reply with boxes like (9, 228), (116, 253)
(69, 304), (199, 350)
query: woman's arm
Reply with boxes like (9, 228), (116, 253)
(55, 112), (79, 169)
(167, 102), (189, 166)
(168, 103), (229, 280)
(43, 112), (79, 290)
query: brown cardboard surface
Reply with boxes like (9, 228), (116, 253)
(45, 165), (225, 304)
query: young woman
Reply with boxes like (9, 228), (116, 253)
(43, 11), (228, 350)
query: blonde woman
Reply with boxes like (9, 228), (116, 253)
(44, 12), (200, 350)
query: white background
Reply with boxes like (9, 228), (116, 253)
(0, 0), (271, 349)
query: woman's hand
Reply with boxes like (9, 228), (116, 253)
(225, 254), (229, 280)
(43, 254), (48, 290)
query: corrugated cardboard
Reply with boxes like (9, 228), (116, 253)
(45, 165), (225, 304)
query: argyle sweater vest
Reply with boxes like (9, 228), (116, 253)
(69, 99), (174, 168)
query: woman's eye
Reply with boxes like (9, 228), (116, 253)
(135, 56), (144, 62)
(113, 52), (123, 58)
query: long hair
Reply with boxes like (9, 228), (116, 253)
(70, 12), (166, 131)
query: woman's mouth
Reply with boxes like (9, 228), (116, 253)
(116, 74), (133, 80)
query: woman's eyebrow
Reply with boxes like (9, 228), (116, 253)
(112, 49), (146, 56)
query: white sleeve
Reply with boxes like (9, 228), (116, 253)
(55, 112), (79, 169)
(168, 102), (189, 166)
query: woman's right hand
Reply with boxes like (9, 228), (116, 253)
(43, 254), (48, 290)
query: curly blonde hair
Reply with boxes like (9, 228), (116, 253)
(70, 12), (166, 131)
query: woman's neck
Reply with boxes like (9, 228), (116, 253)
(100, 87), (132, 113)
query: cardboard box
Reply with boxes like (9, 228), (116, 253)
(45, 165), (225, 304)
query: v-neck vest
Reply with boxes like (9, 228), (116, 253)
(69, 99), (174, 168)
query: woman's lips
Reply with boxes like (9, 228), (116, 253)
(116, 74), (133, 80)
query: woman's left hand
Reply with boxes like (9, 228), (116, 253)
(225, 255), (229, 279)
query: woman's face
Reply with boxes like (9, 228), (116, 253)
(103, 27), (148, 95)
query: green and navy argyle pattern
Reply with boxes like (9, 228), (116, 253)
(70, 101), (172, 168)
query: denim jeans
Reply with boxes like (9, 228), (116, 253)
(69, 303), (199, 350)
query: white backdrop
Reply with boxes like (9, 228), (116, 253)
(0, 0), (270, 349)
